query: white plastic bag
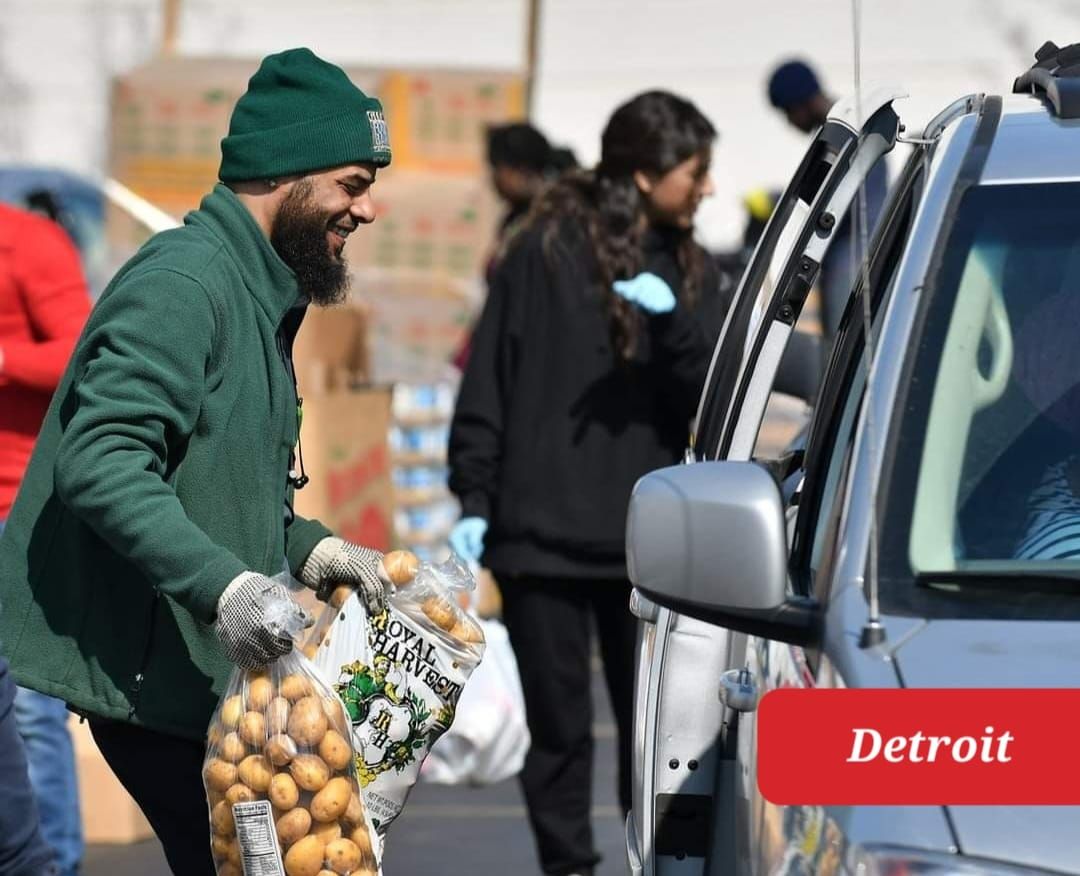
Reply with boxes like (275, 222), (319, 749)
(306, 551), (485, 842)
(420, 615), (529, 785)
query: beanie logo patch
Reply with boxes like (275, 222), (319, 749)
(367, 110), (391, 154)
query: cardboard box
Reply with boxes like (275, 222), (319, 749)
(292, 297), (372, 393)
(351, 269), (478, 384)
(382, 70), (526, 175)
(107, 60), (520, 213)
(69, 716), (153, 844)
(346, 172), (500, 281)
(108, 57), (381, 217)
(292, 386), (395, 551)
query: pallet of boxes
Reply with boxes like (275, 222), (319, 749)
(87, 56), (520, 845)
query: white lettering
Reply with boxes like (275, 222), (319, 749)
(847, 728), (882, 762)
(843, 727), (1015, 764)
(996, 731), (1015, 762)
(952, 737), (976, 763)
(883, 736), (906, 763)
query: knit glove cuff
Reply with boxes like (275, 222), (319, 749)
(299, 536), (387, 614)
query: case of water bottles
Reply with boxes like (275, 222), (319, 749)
(389, 382), (460, 562)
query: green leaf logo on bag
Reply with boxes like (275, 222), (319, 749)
(335, 651), (454, 787)
(310, 557), (485, 836)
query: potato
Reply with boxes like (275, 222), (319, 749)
(240, 710), (267, 747)
(280, 673), (314, 703)
(211, 834), (232, 858)
(219, 731), (247, 764)
(301, 642), (319, 659)
(449, 618), (484, 644)
(289, 754), (330, 791)
(317, 871), (337, 876)
(322, 695), (347, 727)
(284, 834), (326, 876)
(247, 675), (274, 711)
(268, 696), (291, 736)
(349, 824), (373, 858)
(421, 594), (457, 631)
(211, 799), (235, 836)
(207, 724), (224, 748)
(276, 806), (312, 847)
(310, 776), (351, 822)
(266, 733), (299, 767)
(269, 772), (300, 810)
(329, 584), (353, 608)
(342, 793), (364, 828)
(288, 696), (329, 746)
(204, 758), (238, 793)
(220, 694), (244, 729)
(224, 783), (257, 806)
(324, 838), (362, 875)
(219, 865), (242, 876)
(383, 550), (419, 584)
(237, 754), (274, 792)
(226, 837), (242, 867)
(317, 730), (351, 772)
(309, 819), (342, 843)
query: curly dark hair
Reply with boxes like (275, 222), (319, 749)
(530, 90), (716, 359)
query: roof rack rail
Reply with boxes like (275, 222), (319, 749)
(1013, 40), (1080, 119)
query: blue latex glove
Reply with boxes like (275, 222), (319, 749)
(449, 517), (488, 564)
(612, 271), (676, 315)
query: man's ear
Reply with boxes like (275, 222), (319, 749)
(633, 169), (655, 195)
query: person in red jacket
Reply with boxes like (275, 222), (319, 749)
(0, 200), (91, 876)
(0, 202), (91, 516)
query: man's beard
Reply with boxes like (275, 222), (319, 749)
(270, 179), (351, 306)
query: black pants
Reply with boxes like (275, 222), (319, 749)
(498, 574), (636, 876)
(89, 719), (214, 876)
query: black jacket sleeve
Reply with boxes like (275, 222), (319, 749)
(648, 255), (731, 420)
(448, 231), (541, 521)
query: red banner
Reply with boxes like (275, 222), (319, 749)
(757, 688), (1080, 805)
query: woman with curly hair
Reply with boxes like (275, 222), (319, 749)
(448, 91), (729, 876)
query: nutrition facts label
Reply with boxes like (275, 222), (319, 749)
(233, 800), (285, 876)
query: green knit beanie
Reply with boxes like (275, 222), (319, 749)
(219, 48), (392, 182)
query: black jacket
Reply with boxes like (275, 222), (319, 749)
(449, 218), (730, 578)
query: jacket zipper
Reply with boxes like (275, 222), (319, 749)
(128, 588), (161, 718)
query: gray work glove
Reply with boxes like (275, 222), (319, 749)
(298, 536), (388, 614)
(215, 572), (313, 670)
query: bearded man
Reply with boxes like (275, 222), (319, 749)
(0, 48), (392, 874)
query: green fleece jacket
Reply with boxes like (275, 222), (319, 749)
(0, 184), (332, 740)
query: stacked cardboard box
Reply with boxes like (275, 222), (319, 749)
(107, 57), (519, 387)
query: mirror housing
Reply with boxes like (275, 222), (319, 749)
(626, 461), (819, 645)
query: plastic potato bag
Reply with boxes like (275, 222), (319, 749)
(305, 551), (486, 842)
(202, 573), (379, 876)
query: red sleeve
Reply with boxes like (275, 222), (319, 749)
(2, 218), (91, 390)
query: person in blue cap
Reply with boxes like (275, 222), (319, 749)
(766, 58), (888, 342)
(767, 59), (834, 134)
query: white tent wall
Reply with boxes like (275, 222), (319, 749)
(0, 0), (1077, 247)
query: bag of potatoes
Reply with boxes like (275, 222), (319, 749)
(203, 577), (379, 876)
(305, 550), (485, 845)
